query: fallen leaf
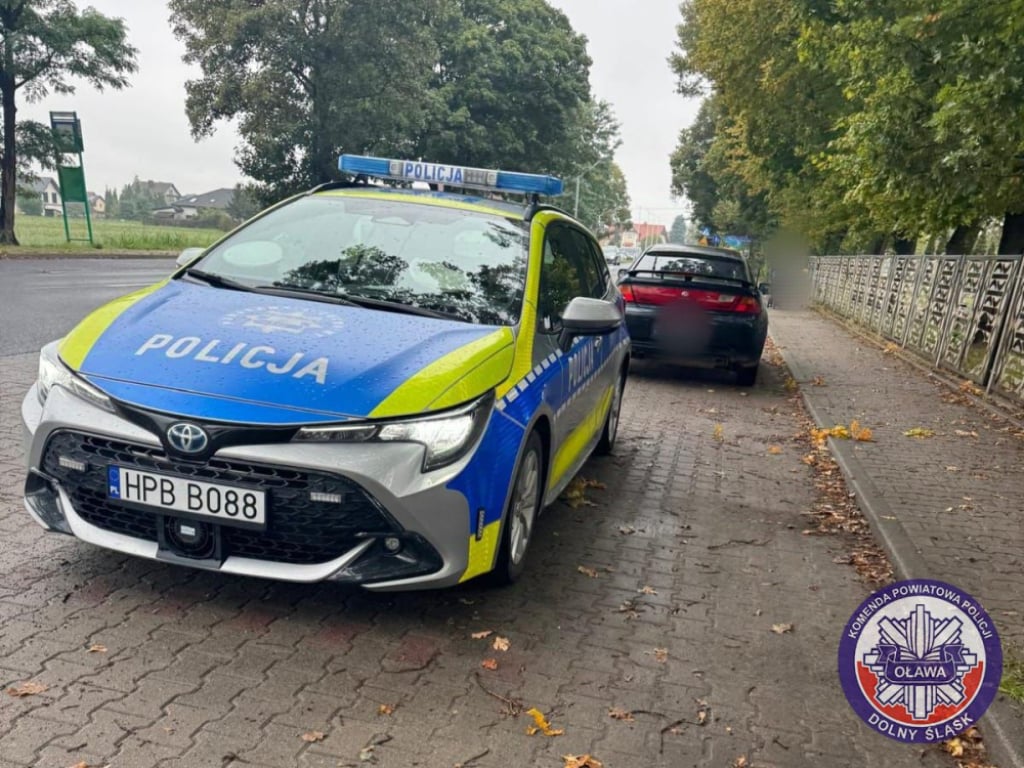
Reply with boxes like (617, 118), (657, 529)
(608, 707), (634, 722)
(771, 623), (794, 634)
(638, 586), (657, 595)
(377, 704), (394, 716)
(301, 730), (325, 743)
(480, 658), (498, 671)
(732, 757), (749, 768)
(618, 525), (636, 535)
(849, 420), (874, 442)
(784, 377), (798, 392)
(944, 737), (965, 757)
(652, 648), (669, 663)
(955, 429), (978, 438)
(67, 763), (91, 768)
(577, 565), (599, 578)
(492, 636), (510, 653)
(713, 424), (724, 442)
(768, 445), (783, 455)
(471, 630), (493, 640)
(87, 644), (107, 654)
(904, 427), (936, 438)
(697, 709), (708, 725)
(563, 756), (603, 768)
(945, 466), (959, 472)
(811, 376), (826, 386)
(525, 707), (563, 737)
(6, 681), (47, 698)
(883, 342), (899, 355)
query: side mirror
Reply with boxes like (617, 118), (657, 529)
(617, 268), (629, 281)
(758, 283), (771, 294)
(176, 247), (206, 269)
(558, 297), (622, 351)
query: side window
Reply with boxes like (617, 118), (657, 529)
(537, 226), (581, 333)
(579, 233), (612, 298)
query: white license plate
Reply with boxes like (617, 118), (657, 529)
(107, 466), (266, 528)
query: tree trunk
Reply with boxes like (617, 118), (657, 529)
(997, 212), (1024, 255)
(893, 237), (916, 255)
(945, 222), (982, 255)
(0, 78), (18, 245)
(867, 235), (886, 255)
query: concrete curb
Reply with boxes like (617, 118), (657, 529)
(774, 331), (1024, 768)
(0, 251), (177, 260)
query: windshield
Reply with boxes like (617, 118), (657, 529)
(188, 195), (530, 325)
(637, 253), (749, 282)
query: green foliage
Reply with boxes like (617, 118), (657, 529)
(169, 0), (614, 210)
(118, 177), (166, 222)
(17, 193), (42, 216)
(669, 215), (688, 244)
(671, 0), (1024, 253)
(0, 0), (138, 243)
(227, 184), (260, 222)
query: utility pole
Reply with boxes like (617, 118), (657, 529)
(573, 156), (609, 219)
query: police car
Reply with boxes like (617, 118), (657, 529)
(21, 155), (631, 590)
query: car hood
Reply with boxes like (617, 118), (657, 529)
(60, 280), (515, 425)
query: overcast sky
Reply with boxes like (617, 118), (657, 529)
(21, 0), (700, 228)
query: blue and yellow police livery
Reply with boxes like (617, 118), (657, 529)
(21, 156), (630, 589)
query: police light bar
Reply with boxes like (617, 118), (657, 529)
(339, 155), (564, 197)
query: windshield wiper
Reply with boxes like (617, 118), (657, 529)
(184, 269), (255, 292)
(269, 283), (464, 321)
(253, 283), (361, 307)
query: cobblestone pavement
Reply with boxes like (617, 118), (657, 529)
(0, 347), (957, 767)
(770, 310), (1024, 655)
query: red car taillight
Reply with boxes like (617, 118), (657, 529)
(619, 284), (636, 303)
(732, 296), (762, 314)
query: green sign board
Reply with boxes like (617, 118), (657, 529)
(57, 166), (88, 204)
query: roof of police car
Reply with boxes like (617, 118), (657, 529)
(315, 185), (544, 220)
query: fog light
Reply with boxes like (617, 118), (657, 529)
(310, 491), (343, 504)
(58, 456), (87, 472)
(383, 536), (402, 553)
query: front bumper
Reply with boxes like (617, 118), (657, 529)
(21, 385), (490, 590)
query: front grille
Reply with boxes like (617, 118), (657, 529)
(42, 431), (400, 565)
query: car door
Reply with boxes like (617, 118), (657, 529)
(536, 222), (615, 487)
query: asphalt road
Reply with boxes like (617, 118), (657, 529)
(0, 258), (176, 357)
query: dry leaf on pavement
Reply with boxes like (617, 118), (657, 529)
(563, 756), (603, 768)
(300, 730), (325, 743)
(768, 445), (783, 455)
(525, 707), (563, 737)
(638, 585), (657, 595)
(577, 565), (599, 578)
(480, 658), (498, 671)
(732, 757), (749, 768)
(618, 525), (636, 535)
(651, 648), (669, 663)
(492, 636), (510, 652)
(6, 681), (47, 697)
(377, 704), (394, 716)
(771, 623), (794, 634)
(608, 707), (634, 722)
(87, 644), (107, 654)
(849, 420), (874, 442)
(955, 429), (979, 438)
(471, 630), (493, 640)
(904, 427), (936, 438)
(713, 424), (724, 442)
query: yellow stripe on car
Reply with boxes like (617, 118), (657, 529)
(58, 281), (169, 370)
(370, 328), (515, 418)
(549, 384), (614, 491)
(459, 520), (502, 583)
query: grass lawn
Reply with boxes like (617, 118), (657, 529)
(8, 215), (227, 253)
(1002, 650), (1024, 707)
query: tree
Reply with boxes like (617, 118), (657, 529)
(16, 191), (39, 215)
(419, 0), (592, 176)
(0, 0), (137, 244)
(227, 183), (260, 222)
(170, 0), (446, 205)
(669, 215), (688, 244)
(103, 186), (118, 218)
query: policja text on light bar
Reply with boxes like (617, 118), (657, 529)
(339, 154), (564, 197)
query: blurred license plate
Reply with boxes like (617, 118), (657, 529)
(107, 466), (266, 528)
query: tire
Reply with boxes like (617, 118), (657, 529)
(596, 366), (626, 455)
(736, 364), (758, 387)
(492, 432), (544, 586)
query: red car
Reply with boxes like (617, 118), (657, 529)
(617, 245), (768, 386)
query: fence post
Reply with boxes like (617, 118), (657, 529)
(901, 255), (929, 348)
(934, 256), (968, 367)
(985, 255), (1024, 394)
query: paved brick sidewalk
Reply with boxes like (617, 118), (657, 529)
(0, 350), (955, 767)
(771, 309), (1024, 765)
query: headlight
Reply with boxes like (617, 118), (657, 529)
(37, 342), (115, 413)
(293, 392), (494, 471)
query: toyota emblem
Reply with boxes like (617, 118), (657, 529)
(167, 423), (209, 454)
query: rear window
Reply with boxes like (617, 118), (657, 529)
(636, 253), (749, 282)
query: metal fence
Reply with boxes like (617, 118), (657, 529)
(810, 254), (1024, 405)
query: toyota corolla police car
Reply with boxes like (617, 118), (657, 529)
(21, 155), (631, 590)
